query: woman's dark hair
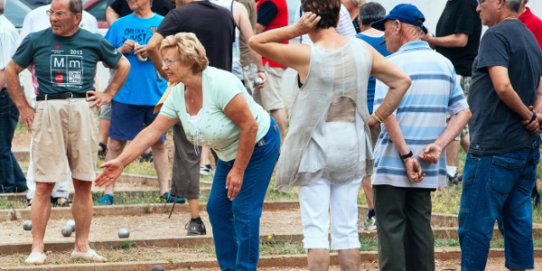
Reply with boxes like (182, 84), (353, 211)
(359, 2), (386, 26)
(301, 0), (340, 29)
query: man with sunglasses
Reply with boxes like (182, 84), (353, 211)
(5, 0), (129, 264)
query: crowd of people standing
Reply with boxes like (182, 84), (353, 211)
(1, 0), (542, 270)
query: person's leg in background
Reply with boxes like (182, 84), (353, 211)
(361, 175), (376, 230)
(199, 146), (213, 176)
(445, 75), (471, 185)
(98, 102), (132, 205)
(170, 123), (204, 235)
(143, 107), (169, 196)
(0, 87), (27, 193)
(254, 65), (287, 143)
(97, 102), (111, 159)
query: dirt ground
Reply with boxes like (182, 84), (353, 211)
(0, 209), (301, 247)
(185, 257), (542, 271)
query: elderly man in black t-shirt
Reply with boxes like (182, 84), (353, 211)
(423, 0), (481, 186)
(458, 0), (542, 270)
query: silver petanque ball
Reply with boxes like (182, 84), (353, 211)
(22, 220), (32, 231)
(66, 219), (76, 232)
(254, 77), (263, 85)
(151, 265), (165, 271)
(118, 227), (130, 239)
(61, 225), (73, 237)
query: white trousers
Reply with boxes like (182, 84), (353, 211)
(299, 176), (362, 250)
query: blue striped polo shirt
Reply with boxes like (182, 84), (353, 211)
(373, 41), (469, 189)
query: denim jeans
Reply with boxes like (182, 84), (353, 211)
(207, 118), (280, 271)
(459, 147), (539, 271)
(0, 89), (26, 193)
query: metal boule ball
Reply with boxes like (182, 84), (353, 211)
(151, 265), (165, 271)
(118, 227), (130, 239)
(66, 219), (76, 232)
(254, 77), (263, 85)
(22, 220), (32, 231)
(61, 225), (73, 237)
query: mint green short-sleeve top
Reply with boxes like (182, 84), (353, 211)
(160, 67), (271, 161)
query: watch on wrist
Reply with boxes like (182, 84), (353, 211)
(400, 150), (413, 160)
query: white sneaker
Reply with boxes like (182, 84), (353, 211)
(363, 217), (377, 231)
(25, 251), (46, 265)
(71, 249), (107, 262)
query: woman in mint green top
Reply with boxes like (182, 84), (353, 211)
(96, 33), (280, 270)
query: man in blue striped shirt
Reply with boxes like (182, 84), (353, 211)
(371, 4), (471, 270)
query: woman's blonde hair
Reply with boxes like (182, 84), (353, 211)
(160, 32), (209, 73)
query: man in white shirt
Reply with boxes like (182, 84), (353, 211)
(0, 0), (27, 194)
(18, 4), (99, 206)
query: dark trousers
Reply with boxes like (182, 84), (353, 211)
(171, 122), (201, 199)
(374, 185), (435, 271)
(0, 88), (27, 193)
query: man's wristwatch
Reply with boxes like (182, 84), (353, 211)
(400, 150), (413, 160)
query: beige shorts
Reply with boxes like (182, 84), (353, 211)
(31, 98), (99, 182)
(252, 65), (285, 111)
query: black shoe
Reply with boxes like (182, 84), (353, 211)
(185, 219), (206, 236)
(447, 173), (459, 186)
(139, 151), (153, 163)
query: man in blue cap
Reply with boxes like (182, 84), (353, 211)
(371, 4), (471, 270)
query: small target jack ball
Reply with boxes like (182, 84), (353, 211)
(22, 220), (32, 231)
(118, 227), (130, 238)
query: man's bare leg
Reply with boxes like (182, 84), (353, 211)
(30, 182), (55, 252)
(151, 140), (169, 195)
(72, 179), (93, 252)
(102, 138), (127, 195)
(271, 108), (287, 143)
(189, 198), (199, 219)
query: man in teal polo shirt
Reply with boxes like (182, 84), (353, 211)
(5, 0), (129, 264)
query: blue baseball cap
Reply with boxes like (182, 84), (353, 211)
(371, 4), (428, 33)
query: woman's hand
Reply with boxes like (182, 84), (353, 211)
(226, 168), (244, 201)
(294, 11), (321, 36)
(404, 157), (425, 183)
(95, 159), (125, 187)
